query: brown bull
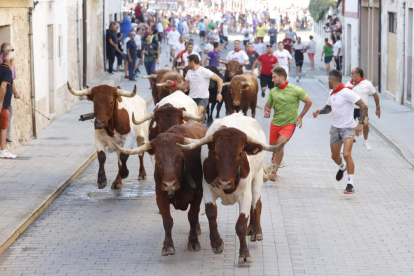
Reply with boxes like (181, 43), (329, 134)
(115, 121), (207, 256)
(222, 74), (259, 117)
(155, 71), (187, 102)
(67, 83), (148, 189)
(143, 68), (171, 104)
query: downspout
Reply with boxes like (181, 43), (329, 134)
(103, 0), (106, 71)
(76, 1), (82, 89)
(82, 0), (87, 87)
(378, 0), (382, 92)
(29, 1), (39, 139)
(358, 0), (361, 66)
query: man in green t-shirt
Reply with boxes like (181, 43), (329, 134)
(321, 38), (333, 75)
(264, 67), (313, 176)
(208, 20), (216, 31)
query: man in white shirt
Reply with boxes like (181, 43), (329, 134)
(204, 37), (216, 55)
(167, 26), (181, 62)
(221, 21), (229, 50)
(273, 42), (292, 78)
(313, 70), (368, 195)
(345, 67), (381, 151)
(182, 44), (201, 66)
(306, 35), (316, 70)
(252, 37), (265, 55)
(189, 38), (202, 58)
(286, 27), (297, 43)
(182, 19), (189, 37)
(225, 40), (249, 64)
(165, 55), (223, 115)
(292, 37), (306, 82)
(334, 35), (342, 71)
(241, 24), (253, 49)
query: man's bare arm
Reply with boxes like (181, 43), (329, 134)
(298, 95), (312, 118)
(354, 99), (368, 123)
(318, 105), (332, 114)
(252, 59), (259, 71)
(0, 82), (8, 107)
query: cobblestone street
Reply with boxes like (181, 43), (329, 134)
(1, 75), (413, 276)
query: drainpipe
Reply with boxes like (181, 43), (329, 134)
(378, 0), (382, 92)
(29, 1), (39, 139)
(358, 0), (361, 66)
(103, 0), (106, 72)
(76, 1), (82, 89)
(82, 0), (87, 87)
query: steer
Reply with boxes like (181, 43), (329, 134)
(67, 83), (148, 189)
(218, 59), (248, 116)
(114, 121), (207, 256)
(153, 70), (187, 102)
(142, 68), (172, 104)
(222, 74), (259, 118)
(178, 113), (283, 264)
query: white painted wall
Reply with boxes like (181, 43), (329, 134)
(104, 0), (122, 30)
(343, 0), (359, 75)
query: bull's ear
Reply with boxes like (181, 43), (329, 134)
(203, 150), (217, 184)
(244, 142), (263, 155)
(240, 152), (250, 179)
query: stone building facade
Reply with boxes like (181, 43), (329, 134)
(0, 0), (122, 149)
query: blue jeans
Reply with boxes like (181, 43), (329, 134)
(144, 61), (156, 75)
(128, 57), (136, 80)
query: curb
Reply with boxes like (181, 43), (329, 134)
(0, 96), (154, 256)
(314, 76), (414, 168)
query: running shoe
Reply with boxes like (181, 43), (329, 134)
(296, 76), (299, 82)
(0, 150), (17, 159)
(6, 138), (12, 143)
(344, 184), (355, 194)
(336, 168), (346, 181)
(261, 91), (265, 98)
(363, 141), (372, 151)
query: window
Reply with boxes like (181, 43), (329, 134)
(389, 12), (397, 33)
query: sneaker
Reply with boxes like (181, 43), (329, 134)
(296, 76), (299, 82)
(136, 69), (141, 73)
(363, 141), (372, 151)
(0, 150), (17, 159)
(6, 138), (12, 143)
(125, 76), (129, 79)
(170, 57), (172, 62)
(336, 168), (346, 181)
(344, 184), (355, 194)
(261, 91), (265, 97)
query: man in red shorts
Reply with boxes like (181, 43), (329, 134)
(264, 67), (312, 175)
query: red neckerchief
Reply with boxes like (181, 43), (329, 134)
(234, 48), (242, 53)
(330, 83), (346, 96)
(350, 78), (365, 86)
(246, 50), (256, 54)
(278, 81), (289, 90)
(325, 42), (333, 48)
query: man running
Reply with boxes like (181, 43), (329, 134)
(165, 55), (223, 116)
(273, 42), (292, 78)
(198, 19), (206, 44)
(321, 38), (333, 75)
(244, 43), (259, 74)
(293, 37), (306, 82)
(204, 42), (220, 67)
(225, 40), (249, 64)
(345, 67), (381, 151)
(256, 22), (266, 43)
(282, 33), (293, 54)
(252, 44), (279, 97)
(167, 27), (181, 62)
(313, 70), (368, 194)
(182, 44), (201, 66)
(264, 67), (313, 176)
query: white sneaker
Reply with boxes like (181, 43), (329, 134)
(296, 76), (299, 82)
(0, 150), (17, 159)
(363, 141), (372, 151)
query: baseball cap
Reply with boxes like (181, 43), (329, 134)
(266, 44), (273, 47)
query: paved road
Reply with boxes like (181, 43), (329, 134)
(1, 35), (414, 276)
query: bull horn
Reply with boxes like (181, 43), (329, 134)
(117, 85), (136, 97)
(218, 59), (229, 65)
(132, 112), (154, 125)
(142, 74), (157, 79)
(222, 82), (231, 86)
(175, 66), (185, 70)
(241, 82), (251, 86)
(156, 82), (170, 87)
(239, 61), (250, 66)
(113, 141), (152, 155)
(217, 67), (227, 71)
(67, 82), (91, 96)
(246, 135), (285, 152)
(177, 134), (214, 151)
(182, 110), (204, 122)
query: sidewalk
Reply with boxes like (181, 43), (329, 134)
(0, 72), (153, 255)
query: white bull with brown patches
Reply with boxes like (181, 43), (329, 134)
(67, 82), (148, 189)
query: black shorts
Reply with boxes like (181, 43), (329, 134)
(295, 59), (304, 67)
(243, 39), (250, 46)
(200, 31), (205, 37)
(324, 56), (333, 63)
(270, 40), (276, 45)
(137, 50), (142, 58)
(260, 74), (275, 89)
(353, 108), (369, 120)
